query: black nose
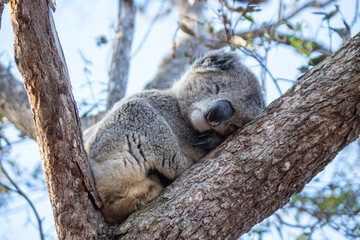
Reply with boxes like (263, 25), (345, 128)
(204, 101), (234, 126)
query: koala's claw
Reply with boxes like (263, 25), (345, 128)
(193, 130), (225, 151)
(197, 132), (211, 138)
(192, 141), (209, 147)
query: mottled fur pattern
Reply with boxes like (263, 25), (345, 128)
(83, 50), (265, 223)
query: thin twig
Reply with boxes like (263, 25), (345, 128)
(0, 159), (45, 240)
(235, 0), (335, 41)
(351, 0), (359, 27)
(78, 50), (101, 112)
(239, 47), (282, 96)
(131, 1), (171, 58)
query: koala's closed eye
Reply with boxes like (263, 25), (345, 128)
(247, 93), (264, 108)
(214, 84), (220, 94)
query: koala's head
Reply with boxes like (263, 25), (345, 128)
(170, 50), (265, 137)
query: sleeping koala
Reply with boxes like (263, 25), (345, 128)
(83, 50), (265, 223)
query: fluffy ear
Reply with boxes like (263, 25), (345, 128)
(190, 50), (240, 73)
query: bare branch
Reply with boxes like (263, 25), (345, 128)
(0, 159), (44, 240)
(107, 0), (136, 109)
(0, 63), (36, 140)
(0, 62), (98, 139)
(131, 1), (172, 58)
(145, 0), (210, 90)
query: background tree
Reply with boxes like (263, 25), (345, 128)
(0, 0), (359, 239)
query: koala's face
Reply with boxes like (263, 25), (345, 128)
(172, 57), (264, 137)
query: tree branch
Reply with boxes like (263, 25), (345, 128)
(106, 0), (136, 109)
(0, 63), (101, 139)
(9, 0), (104, 238)
(0, 63), (36, 140)
(145, 0), (210, 90)
(0, 0), (9, 29)
(111, 33), (360, 239)
(0, 158), (44, 240)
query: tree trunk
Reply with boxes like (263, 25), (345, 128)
(9, 0), (104, 239)
(106, 0), (136, 109)
(109, 33), (360, 239)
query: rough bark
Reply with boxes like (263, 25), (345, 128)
(107, 0), (136, 109)
(145, 0), (210, 90)
(9, 0), (104, 239)
(108, 33), (360, 239)
(0, 63), (35, 139)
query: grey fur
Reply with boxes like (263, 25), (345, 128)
(83, 50), (265, 223)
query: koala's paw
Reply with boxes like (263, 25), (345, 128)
(192, 130), (225, 151)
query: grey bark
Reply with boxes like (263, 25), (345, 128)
(9, 0), (104, 239)
(145, 0), (210, 90)
(0, 64), (35, 139)
(0, 62), (102, 139)
(107, 0), (136, 109)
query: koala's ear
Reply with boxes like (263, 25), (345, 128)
(191, 50), (240, 73)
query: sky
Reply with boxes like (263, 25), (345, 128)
(0, 0), (359, 239)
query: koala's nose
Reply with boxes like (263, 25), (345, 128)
(204, 101), (234, 127)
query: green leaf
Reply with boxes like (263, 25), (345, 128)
(263, 30), (271, 43)
(96, 35), (108, 46)
(234, 7), (244, 13)
(243, 13), (254, 23)
(204, 22), (214, 34)
(323, 9), (338, 20)
(309, 55), (327, 66)
(294, 23), (302, 32)
(298, 66), (309, 73)
(312, 11), (327, 15)
(246, 5), (261, 13)
(224, 1), (232, 11)
(296, 233), (310, 240)
(291, 195), (300, 203)
(180, 23), (196, 37)
(285, 21), (294, 30)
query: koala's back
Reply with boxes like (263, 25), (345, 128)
(84, 90), (203, 167)
(83, 90), (204, 222)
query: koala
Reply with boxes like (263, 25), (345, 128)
(83, 50), (265, 223)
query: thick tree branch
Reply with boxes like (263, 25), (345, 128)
(0, 63), (101, 139)
(110, 33), (360, 239)
(145, 0), (209, 90)
(0, 63), (35, 139)
(107, 0), (136, 109)
(9, 0), (104, 239)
